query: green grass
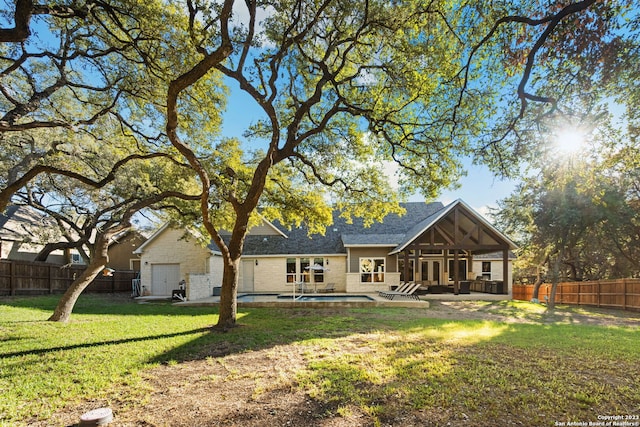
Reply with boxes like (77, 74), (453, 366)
(1, 295), (639, 426)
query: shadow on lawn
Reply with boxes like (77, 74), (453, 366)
(5, 295), (640, 426)
(0, 327), (211, 360)
(138, 306), (640, 427)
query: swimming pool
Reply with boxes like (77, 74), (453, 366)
(281, 294), (375, 302)
(236, 293), (375, 302)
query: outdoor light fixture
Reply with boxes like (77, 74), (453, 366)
(255, 259), (259, 266)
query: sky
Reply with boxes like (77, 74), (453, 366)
(220, 84), (519, 222)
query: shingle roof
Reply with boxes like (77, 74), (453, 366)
(239, 202), (445, 256)
(390, 199), (518, 254)
(0, 205), (58, 241)
(341, 234), (406, 246)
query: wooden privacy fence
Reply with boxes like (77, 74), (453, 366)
(513, 279), (640, 312)
(0, 260), (138, 296)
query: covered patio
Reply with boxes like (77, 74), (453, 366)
(390, 200), (517, 295)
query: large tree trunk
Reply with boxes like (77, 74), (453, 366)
(215, 256), (240, 330)
(531, 265), (544, 301)
(48, 233), (110, 322)
(547, 249), (564, 311)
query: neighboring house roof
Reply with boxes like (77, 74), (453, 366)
(109, 229), (149, 247)
(0, 205), (58, 243)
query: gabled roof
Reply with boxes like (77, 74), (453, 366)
(139, 200), (516, 258)
(241, 202), (445, 256)
(389, 199), (518, 255)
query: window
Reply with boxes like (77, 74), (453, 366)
(448, 259), (467, 281)
(360, 258), (385, 283)
(286, 258), (297, 283)
(421, 261), (429, 281)
(482, 261), (491, 280)
(300, 258), (311, 282)
(313, 257), (325, 283)
(286, 257), (326, 283)
(71, 253), (82, 264)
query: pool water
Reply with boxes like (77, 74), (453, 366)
(236, 293), (375, 302)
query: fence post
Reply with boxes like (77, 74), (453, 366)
(48, 264), (54, 294)
(9, 261), (15, 296)
(558, 282), (562, 304)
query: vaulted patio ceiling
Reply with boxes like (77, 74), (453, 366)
(389, 199), (517, 256)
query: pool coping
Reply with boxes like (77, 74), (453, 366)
(175, 292), (431, 309)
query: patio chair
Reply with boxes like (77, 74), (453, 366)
(378, 282), (411, 296)
(379, 282), (422, 300)
(297, 282), (312, 293)
(317, 283), (335, 293)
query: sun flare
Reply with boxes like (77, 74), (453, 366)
(554, 128), (585, 156)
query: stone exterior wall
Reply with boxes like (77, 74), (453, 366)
(188, 255), (224, 300)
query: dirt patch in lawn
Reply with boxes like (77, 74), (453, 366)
(31, 301), (639, 427)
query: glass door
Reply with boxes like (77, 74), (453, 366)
(420, 260), (441, 285)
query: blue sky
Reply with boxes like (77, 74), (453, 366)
(220, 83), (518, 221)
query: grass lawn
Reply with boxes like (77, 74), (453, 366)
(1, 294), (639, 426)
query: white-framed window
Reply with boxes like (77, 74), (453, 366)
(286, 258), (297, 283)
(71, 253), (82, 264)
(482, 261), (492, 280)
(287, 257), (325, 283)
(300, 258), (311, 283)
(360, 258), (385, 283)
(312, 257), (325, 283)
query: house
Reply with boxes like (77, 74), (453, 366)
(1, 205), (147, 273)
(107, 229), (148, 272)
(133, 224), (221, 298)
(0, 205), (85, 265)
(135, 200), (517, 299)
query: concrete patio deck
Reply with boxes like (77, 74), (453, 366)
(165, 291), (511, 309)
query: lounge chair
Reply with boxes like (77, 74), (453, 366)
(378, 282), (411, 296)
(379, 282), (422, 300)
(317, 283), (335, 293)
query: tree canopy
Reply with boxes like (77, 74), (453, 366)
(2, 0), (639, 325)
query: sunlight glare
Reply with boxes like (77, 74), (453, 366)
(554, 128), (585, 156)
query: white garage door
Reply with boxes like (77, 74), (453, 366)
(151, 264), (180, 296)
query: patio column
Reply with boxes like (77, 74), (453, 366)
(413, 243), (420, 283)
(453, 250), (459, 295)
(403, 250), (409, 284)
(443, 250), (448, 285)
(503, 248), (509, 295)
